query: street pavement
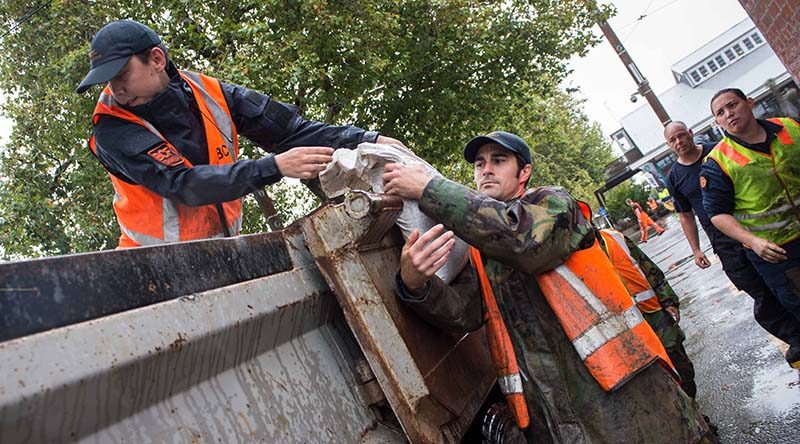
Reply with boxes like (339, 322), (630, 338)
(637, 214), (800, 444)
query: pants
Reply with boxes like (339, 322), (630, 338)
(638, 213), (664, 242)
(744, 239), (800, 342)
(644, 309), (696, 398)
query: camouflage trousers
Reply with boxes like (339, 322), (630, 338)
(643, 309), (696, 398)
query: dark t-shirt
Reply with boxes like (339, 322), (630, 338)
(666, 143), (717, 231)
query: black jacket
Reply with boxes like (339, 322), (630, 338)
(91, 63), (378, 206)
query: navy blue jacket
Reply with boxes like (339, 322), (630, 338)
(92, 63), (378, 206)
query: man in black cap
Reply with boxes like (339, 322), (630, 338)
(381, 131), (714, 443)
(78, 20), (402, 247)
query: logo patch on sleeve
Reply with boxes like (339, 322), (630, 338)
(699, 176), (707, 189)
(147, 144), (184, 167)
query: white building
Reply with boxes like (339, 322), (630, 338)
(602, 17), (797, 196)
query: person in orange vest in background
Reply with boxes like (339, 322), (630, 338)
(382, 131), (715, 443)
(596, 226), (697, 398)
(76, 20), (403, 248)
(627, 198), (665, 243)
(648, 196), (660, 212)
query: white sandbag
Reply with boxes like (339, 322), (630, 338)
(319, 143), (469, 284)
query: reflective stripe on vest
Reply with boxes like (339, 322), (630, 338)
(534, 240), (675, 391)
(600, 229), (661, 313)
(469, 247), (530, 430)
(89, 71), (243, 247)
(706, 117), (800, 245)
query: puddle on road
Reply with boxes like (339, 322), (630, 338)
(745, 360), (800, 416)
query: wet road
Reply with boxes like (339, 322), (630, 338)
(636, 215), (800, 444)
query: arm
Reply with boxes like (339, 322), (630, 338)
(678, 212), (710, 268)
(711, 214), (787, 263)
(701, 158), (787, 263)
(418, 179), (592, 275)
(222, 83), (383, 152)
(394, 224), (482, 332)
(396, 261), (484, 333)
(94, 117), (334, 205)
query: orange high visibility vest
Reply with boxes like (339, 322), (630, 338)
(469, 248), (530, 430)
(599, 229), (662, 313)
(471, 240), (674, 406)
(89, 71), (242, 248)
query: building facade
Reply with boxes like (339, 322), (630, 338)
(599, 17), (799, 207)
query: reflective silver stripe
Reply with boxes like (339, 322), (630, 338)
(572, 306), (645, 360)
(734, 197), (800, 220)
(634, 288), (657, 303)
(181, 71), (237, 161)
(162, 200), (181, 243)
(554, 265), (606, 314)
(605, 230), (631, 256)
(498, 373), (523, 395)
(118, 224), (166, 246)
(748, 219), (791, 232)
(230, 214), (243, 235)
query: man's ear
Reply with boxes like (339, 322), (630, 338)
(150, 47), (167, 71)
(520, 164), (532, 185)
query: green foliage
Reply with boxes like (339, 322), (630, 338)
(0, 0), (612, 258)
(604, 179), (652, 225)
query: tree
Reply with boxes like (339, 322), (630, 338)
(0, 0), (611, 258)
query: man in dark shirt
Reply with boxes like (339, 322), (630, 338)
(77, 20), (402, 246)
(664, 121), (800, 360)
(699, 89), (800, 367)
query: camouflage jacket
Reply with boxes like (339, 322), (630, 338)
(398, 178), (707, 444)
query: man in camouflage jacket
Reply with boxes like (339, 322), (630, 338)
(382, 131), (714, 443)
(596, 229), (697, 398)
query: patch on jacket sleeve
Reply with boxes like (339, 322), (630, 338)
(147, 143), (185, 167)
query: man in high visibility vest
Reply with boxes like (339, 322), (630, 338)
(665, 120), (800, 370)
(77, 20), (403, 247)
(700, 88), (800, 368)
(382, 131), (715, 443)
(596, 227), (697, 398)
(627, 198), (665, 242)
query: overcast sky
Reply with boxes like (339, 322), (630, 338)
(565, 0), (750, 142)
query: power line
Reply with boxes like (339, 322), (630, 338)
(623, 0), (657, 41)
(0, 1), (54, 40)
(617, 0), (684, 31)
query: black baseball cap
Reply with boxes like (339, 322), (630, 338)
(76, 20), (162, 93)
(463, 131), (532, 164)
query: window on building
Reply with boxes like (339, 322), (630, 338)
(715, 55), (727, 67)
(690, 71), (702, 83)
(708, 60), (718, 72)
(698, 66), (709, 77)
(752, 33), (763, 44)
(743, 37), (754, 50)
(733, 44), (744, 55)
(725, 49), (736, 60)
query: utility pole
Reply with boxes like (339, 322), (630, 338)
(583, 1), (672, 126)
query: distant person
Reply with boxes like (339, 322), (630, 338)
(664, 121), (800, 367)
(76, 20), (403, 247)
(627, 198), (665, 243)
(700, 88), (800, 368)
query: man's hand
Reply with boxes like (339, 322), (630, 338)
(274, 147), (334, 179)
(382, 163), (432, 200)
(750, 237), (787, 263)
(376, 135), (407, 149)
(693, 250), (711, 269)
(664, 306), (681, 323)
(400, 225), (455, 291)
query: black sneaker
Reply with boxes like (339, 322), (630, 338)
(787, 343), (800, 369)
